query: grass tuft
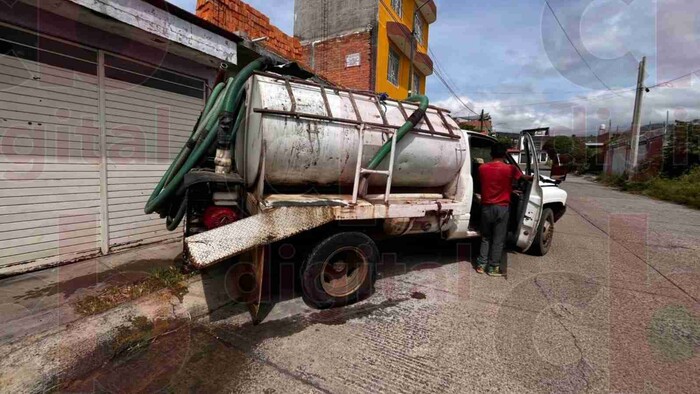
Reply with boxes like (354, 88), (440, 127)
(597, 167), (700, 209)
(74, 266), (190, 316)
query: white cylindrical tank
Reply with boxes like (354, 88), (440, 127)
(235, 74), (467, 189)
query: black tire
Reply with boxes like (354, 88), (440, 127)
(301, 232), (378, 309)
(529, 208), (554, 256)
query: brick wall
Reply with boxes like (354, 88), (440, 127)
(302, 31), (373, 91)
(196, 1), (375, 91)
(196, 0), (303, 62)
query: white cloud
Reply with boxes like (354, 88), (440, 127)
(435, 77), (700, 135)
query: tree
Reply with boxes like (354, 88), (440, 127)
(662, 123), (678, 177)
(494, 135), (515, 148)
(664, 121), (700, 178)
(542, 136), (574, 160)
(542, 135), (587, 171)
(570, 135), (587, 164)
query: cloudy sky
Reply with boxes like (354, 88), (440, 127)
(171, 0), (700, 135)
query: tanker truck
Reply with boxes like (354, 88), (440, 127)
(145, 60), (568, 319)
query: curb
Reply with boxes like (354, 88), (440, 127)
(0, 269), (235, 393)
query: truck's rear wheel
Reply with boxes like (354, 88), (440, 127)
(301, 232), (378, 309)
(529, 208), (554, 256)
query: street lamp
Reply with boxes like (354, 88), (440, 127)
(407, 1), (431, 96)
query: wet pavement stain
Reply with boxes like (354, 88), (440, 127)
(410, 291), (427, 300)
(58, 298), (410, 393)
(60, 325), (252, 394)
(219, 298), (410, 345)
(13, 258), (180, 302)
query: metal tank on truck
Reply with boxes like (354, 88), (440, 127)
(144, 59), (568, 323)
(237, 74), (467, 191)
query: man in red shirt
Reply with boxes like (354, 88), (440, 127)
(476, 143), (532, 276)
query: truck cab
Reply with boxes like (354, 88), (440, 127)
(466, 131), (567, 255)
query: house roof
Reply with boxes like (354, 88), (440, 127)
(142, 0), (243, 44)
(454, 113), (490, 121)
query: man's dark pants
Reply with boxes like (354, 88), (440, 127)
(477, 204), (510, 268)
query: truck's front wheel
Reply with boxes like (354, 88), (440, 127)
(301, 232), (378, 309)
(529, 208), (554, 256)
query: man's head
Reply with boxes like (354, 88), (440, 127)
(491, 142), (508, 159)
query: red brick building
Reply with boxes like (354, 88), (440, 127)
(453, 114), (492, 134)
(196, 0), (304, 63)
(301, 31), (374, 91)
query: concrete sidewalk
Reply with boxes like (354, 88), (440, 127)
(0, 241), (240, 392)
(0, 241), (181, 345)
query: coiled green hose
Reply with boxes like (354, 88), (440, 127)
(145, 58), (271, 229)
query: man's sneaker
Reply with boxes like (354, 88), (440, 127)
(487, 266), (504, 277)
(475, 265), (486, 274)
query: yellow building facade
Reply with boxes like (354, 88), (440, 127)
(294, 0), (436, 100)
(376, 0), (436, 99)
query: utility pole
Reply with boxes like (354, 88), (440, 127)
(479, 109), (485, 134)
(664, 110), (669, 135)
(629, 56), (647, 171)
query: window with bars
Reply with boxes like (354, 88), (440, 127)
(391, 0), (403, 18)
(412, 71), (421, 93)
(388, 47), (400, 86)
(414, 13), (425, 46)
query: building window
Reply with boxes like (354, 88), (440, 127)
(412, 71), (421, 93)
(388, 47), (400, 86)
(414, 13), (425, 46)
(391, 0), (403, 18)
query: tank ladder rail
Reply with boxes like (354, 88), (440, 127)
(351, 124), (398, 205)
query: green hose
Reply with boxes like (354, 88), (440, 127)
(145, 58), (271, 225)
(366, 94), (429, 170)
(162, 80), (232, 189)
(147, 59), (424, 231)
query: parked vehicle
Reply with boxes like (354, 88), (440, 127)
(146, 62), (568, 321)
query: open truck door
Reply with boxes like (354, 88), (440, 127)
(515, 133), (544, 251)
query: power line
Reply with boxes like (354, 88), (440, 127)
(498, 88), (636, 108)
(428, 47), (479, 115)
(451, 89), (601, 95)
(429, 48), (461, 94)
(647, 68), (700, 89)
(544, 0), (623, 97)
(499, 67), (700, 108)
(433, 62), (479, 115)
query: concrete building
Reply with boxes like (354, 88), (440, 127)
(294, 0), (436, 99)
(604, 128), (666, 176)
(0, 0), (276, 275)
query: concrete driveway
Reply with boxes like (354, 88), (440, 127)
(62, 176), (699, 393)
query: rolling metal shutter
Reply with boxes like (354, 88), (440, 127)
(0, 24), (205, 271)
(104, 54), (204, 251)
(0, 26), (101, 270)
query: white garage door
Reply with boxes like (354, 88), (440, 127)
(0, 24), (205, 272)
(104, 54), (204, 251)
(0, 26), (102, 271)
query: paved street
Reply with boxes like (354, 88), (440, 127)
(63, 176), (699, 393)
